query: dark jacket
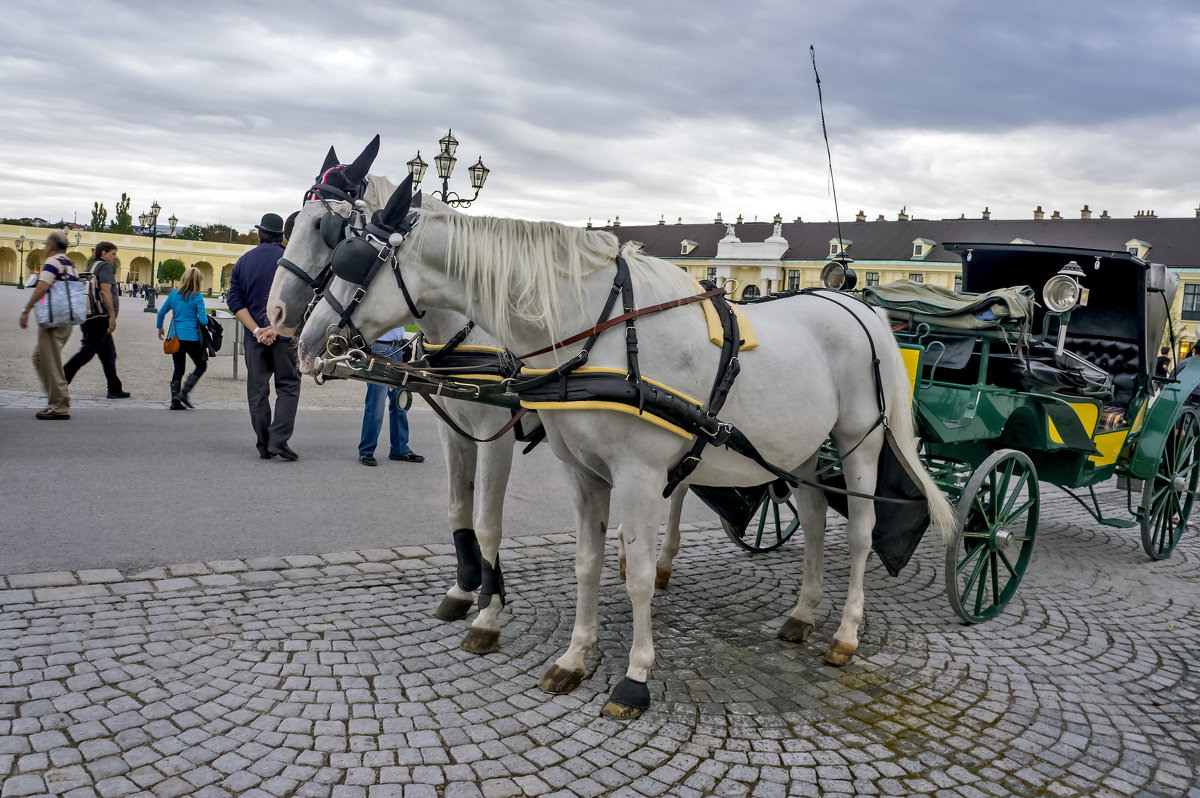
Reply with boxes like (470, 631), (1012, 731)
(227, 242), (285, 330)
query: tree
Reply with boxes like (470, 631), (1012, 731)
(236, 230), (259, 245)
(176, 224), (205, 241)
(89, 202), (107, 232)
(110, 193), (134, 234)
(202, 224), (237, 243)
(160, 259), (185, 285)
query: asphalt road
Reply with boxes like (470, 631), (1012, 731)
(0, 405), (715, 574)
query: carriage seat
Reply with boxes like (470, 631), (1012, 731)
(861, 280), (1035, 332)
(1063, 334), (1140, 408)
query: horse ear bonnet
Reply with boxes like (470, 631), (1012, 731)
(342, 134), (381, 185)
(283, 211), (299, 241)
(320, 146), (339, 175)
(371, 173), (415, 234)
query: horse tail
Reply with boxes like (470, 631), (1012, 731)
(870, 307), (956, 543)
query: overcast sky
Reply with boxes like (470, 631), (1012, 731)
(3, 1), (1199, 232)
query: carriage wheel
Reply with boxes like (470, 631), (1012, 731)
(1140, 408), (1200, 560)
(946, 449), (1039, 623)
(721, 482), (802, 553)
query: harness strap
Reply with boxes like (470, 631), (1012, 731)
(422, 395), (528, 443)
(278, 256), (331, 291)
(423, 321), (476, 364)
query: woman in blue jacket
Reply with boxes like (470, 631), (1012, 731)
(156, 268), (210, 410)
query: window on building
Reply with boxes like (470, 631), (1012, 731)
(1128, 246), (1140, 256)
(787, 270), (801, 291)
(866, 272), (880, 287)
(954, 275), (963, 292)
(741, 284), (761, 300)
(908, 273), (924, 283)
(706, 267), (717, 282)
(830, 242), (839, 256)
(1183, 284), (1200, 321)
(913, 244), (923, 257)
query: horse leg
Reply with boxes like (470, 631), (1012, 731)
(617, 523), (626, 580)
(461, 439), (516, 653)
(654, 488), (686, 589)
(778, 469), (828, 644)
(601, 469), (662, 720)
(540, 468), (610, 694)
(824, 436), (881, 667)
(434, 434), (479, 622)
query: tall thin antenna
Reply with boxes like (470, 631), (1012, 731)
(810, 45), (844, 254)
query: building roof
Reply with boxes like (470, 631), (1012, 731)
(601, 217), (1200, 268)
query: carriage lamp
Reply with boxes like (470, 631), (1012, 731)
(1043, 261), (1087, 358)
(407, 152), (428, 185)
(820, 259), (858, 291)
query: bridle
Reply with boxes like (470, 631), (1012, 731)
(321, 202), (424, 357)
(275, 166), (370, 329)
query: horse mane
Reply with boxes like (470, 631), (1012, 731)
(415, 207), (695, 342)
(363, 173), (397, 210)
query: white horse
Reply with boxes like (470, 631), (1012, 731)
(296, 176), (954, 719)
(266, 142), (688, 654)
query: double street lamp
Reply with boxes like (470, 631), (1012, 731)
(406, 129), (490, 207)
(14, 234), (32, 289)
(138, 201), (177, 312)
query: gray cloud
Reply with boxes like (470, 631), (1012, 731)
(2, 0), (1198, 231)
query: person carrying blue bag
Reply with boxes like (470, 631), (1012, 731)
(17, 231), (80, 420)
(156, 268), (210, 410)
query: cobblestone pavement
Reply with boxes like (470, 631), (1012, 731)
(2, 489), (1198, 797)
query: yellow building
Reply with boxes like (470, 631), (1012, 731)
(0, 224), (254, 294)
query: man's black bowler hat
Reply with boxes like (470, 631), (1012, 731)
(256, 213), (285, 234)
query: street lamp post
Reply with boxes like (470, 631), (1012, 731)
(139, 201), (176, 312)
(407, 129), (490, 208)
(14, 234), (32, 289)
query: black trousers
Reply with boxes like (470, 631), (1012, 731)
(171, 339), (207, 382)
(63, 316), (123, 392)
(244, 332), (301, 455)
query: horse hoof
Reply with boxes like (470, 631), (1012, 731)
(460, 627), (500, 654)
(655, 567), (671, 589)
(619, 556), (626, 579)
(600, 677), (650, 720)
(777, 618), (814, 643)
(823, 640), (856, 667)
(434, 595), (473, 621)
(539, 664), (584, 694)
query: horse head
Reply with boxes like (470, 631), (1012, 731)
(266, 135), (381, 336)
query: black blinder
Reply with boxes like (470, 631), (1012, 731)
(330, 236), (380, 285)
(320, 212), (347, 249)
(283, 211), (299, 241)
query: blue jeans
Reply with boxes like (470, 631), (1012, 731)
(358, 341), (411, 457)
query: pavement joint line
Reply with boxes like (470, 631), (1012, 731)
(0, 527), (722, 603)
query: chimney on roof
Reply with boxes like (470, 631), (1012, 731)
(658, 215), (665, 225)
(960, 213), (965, 219)
(613, 216), (620, 227)
(898, 206), (909, 221)
(1033, 205), (1044, 220)
(1051, 210), (1062, 219)
(1195, 204), (1200, 218)
(981, 207), (990, 220)
(773, 213), (782, 224)
(736, 214), (743, 224)
(794, 216), (802, 223)
(1080, 204), (1091, 219)
(875, 214), (885, 221)
(855, 210), (866, 222)
(586, 219), (592, 229)
(1100, 210), (1110, 219)
(714, 212), (723, 224)
(677, 217), (682, 224)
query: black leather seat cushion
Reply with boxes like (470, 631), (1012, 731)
(1064, 334), (1140, 407)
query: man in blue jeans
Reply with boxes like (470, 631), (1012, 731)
(359, 327), (424, 466)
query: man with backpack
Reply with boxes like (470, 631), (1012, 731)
(17, 231), (80, 419)
(63, 241), (130, 398)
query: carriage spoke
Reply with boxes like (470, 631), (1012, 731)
(754, 500), (769, 549)
(960, 545), (990, 601)
(974, 555), (991, 615)
(997, 547), (1018, 579)
(989, 551), (1000, 605)
(1001, 498), (1035, 527)
(999, 471), (1030, 520)
(956, 540), (988, 573)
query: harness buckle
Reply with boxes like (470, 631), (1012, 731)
(352, 287), (367, 304)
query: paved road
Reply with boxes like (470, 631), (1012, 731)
(0, 406), (714, 575)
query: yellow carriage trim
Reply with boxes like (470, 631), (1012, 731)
(1048, 401), (1100, 444)
(899, 346), (921, 401)
(1089, 430), (1130, 467)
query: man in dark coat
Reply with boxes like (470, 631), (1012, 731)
(227, 213), (300, 460)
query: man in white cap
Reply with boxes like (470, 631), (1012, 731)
(228, 212), (301, 460)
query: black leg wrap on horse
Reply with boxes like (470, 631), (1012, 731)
(453, 528), (482, 592)
(609, 677), (650, 710)
(478, 557), (505, 610)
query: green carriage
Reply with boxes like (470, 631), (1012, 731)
(722, 242), (1200, 624)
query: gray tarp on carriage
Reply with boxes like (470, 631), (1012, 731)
(690, 429), (931, 577)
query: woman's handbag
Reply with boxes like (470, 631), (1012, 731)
(163, 319), (179, 354)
